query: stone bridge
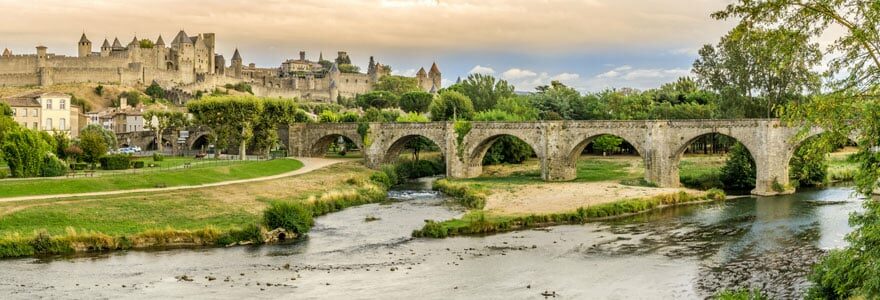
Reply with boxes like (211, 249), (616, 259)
(289, 119), (836, 196)
(116, 128), (212, 151)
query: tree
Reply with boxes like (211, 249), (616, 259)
(693, 24), (822, 118)
(116, 90), (144, 107)
(80, 124), (117, 150)
(592, 135), (623, 156)
(0, 102), (17, 162)
(429, 90), (475, 121)
(719, 143), (756, 190)
(145, 82), (165, 100)
(373, 75), (420, 96)
(527, 81), (580, 120)
(94, 85), (104, 96)
(338, 64), (360, 73)
(187, 96), (263, 160)
(143, 110), (188, 152)
(448, 74), (515, 112)
(2, 129), (50, 178)
(399, 91), (434, 113)
(139, 39), (154, 49)
(789, 138), (829, 187)
(356, 91), (399, 109)
(251, 99), (299, 157)
(78, 130), (107, 166)
(51, 131), (71, 160)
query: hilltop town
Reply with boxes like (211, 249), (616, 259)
(0, 31), (441, 137)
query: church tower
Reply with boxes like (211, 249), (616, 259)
(100, 39), (111, 57)
(78, 33), (92, 57)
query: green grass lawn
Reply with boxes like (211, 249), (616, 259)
(0, 159), (304, 198)
(457, 157), (640, 188)
(0, 194), (259, 236)
(0, 162), (373, 238)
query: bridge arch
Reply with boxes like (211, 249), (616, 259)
(670, 131), (759, 191)
(555, 133), (646, 181)
(190, 134), (210, 151)
(381, 134), (446, 165)
(307, 132), (363, 157)
(464, 133), (542, 178)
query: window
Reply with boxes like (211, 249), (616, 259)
(59, 118), (66, 130)
(60, 99), (66, 110)
(46, 99), (52, 109)
(31, 109), (37, 117)
(45, 118), (52, 130)
(32, 122), (37, 129)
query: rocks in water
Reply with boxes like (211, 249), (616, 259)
(264, 228), (295, 244)
(175, 275), (193, 282)
(206, 276), (216, 281)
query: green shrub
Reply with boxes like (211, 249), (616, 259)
(132, 161), (145, 169)
(433, 179), (486, 209)
(681, 171), (724, 190)
(29, 230), (73, 255)
(369, 171), (393, 188)
(152, 153), (164, 161)
(2, 129), (51, 178)
(99, 154), (131, 170)
(40, 155), (68, 177)
(0, 169), (8, 179)
(395, 159), (445, 179)
(217, 223), (263, 245)
(720, 143), (756, 190)
(263, 201), (314, 234)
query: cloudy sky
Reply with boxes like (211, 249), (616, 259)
(0, 0), (736, 92)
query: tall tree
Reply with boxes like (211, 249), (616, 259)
(448, 74), (515, 112)
(373, 75), (420, 96)
(143, 110), (188, 152)
(714, 2), (880, 297)
(693, 24), (822, 118)
(187, 96), (263, 160)
(429, 91), (475, 121)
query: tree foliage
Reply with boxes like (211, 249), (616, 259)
(429, 91), (475, 121)
(399, 91), (434, 113)
(78, 130), (108, 165)
(592, 135), (623, 156)
(447, 74), (515, 112)
(356, 91), (399, 109)
(2, 129), (51, 178)
(373, 75), (420, 96)
(143, 110), (188, 152)
(720, 143), (756, 190)
(80, 124), (117, 150)
(693, 24), (822, 118)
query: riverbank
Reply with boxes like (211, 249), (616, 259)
(415, 156), (726, 238)
(0, 160), (387, 259)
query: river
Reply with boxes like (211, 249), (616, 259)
(0, 178), (868, 299)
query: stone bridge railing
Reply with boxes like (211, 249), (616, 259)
(288, 119), (840, 196)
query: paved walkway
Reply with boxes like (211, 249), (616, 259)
(0, 157), (346, 203)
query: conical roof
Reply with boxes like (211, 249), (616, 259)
(416, 67), (427, 76)
(101, 39), (111, 48)
(156, 35), (165, 46)
(112, 38), (123, 48)
(79, 33), (90, 44)
(232, 48), (241, 61)
(172, 30), (191, 45)
(129, 36), (139, 46)
(2, 48), (10, 56)
(455, 76), (461, 84)
(429, 62), (440, 74)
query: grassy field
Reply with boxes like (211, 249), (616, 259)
(0, 159), (304, 198)
(0, 162), (374, 237)
(459, 156), (641, 187)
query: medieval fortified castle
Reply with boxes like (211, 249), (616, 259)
(0, 31), (441, 103)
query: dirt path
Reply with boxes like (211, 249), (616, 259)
(0, 157), (345, 203)
(484, 181), (705, 215)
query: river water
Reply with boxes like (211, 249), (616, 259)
(0, 178), (868, 299)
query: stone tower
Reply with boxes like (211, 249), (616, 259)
(78, 33), (91, 57)
(416, 67), (429, 90)
(329, 79), (338, 103)
(428, 62), (441, 90)
(231, 48), (243, 78)
(100, 38), (111, 57)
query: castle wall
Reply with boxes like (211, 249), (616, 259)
(0, 56), (38, 73)
(337, 73), (372, 95)
(49, 67), (122, 84)
(0, 73), (39, 86)
(45, 55), (130, 69)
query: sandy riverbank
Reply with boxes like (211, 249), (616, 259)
(484, 181), (706, 215)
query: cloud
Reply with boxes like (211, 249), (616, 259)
(550, 72), (580, 82)
(393, 68), (417, 77)
(501, 68), (537, 80)
(596, 65), (632, 78)
(585, 65), (693, 91)
(621, 68), (690, 80)
(469, 65), (496, 75)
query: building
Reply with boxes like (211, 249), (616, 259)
(0, 31), (219, 87)
(84, 98), (148, 134)
(2, 92), (83, 137)
(0, 32), (442, 104)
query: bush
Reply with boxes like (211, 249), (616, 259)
(132, 161), (145, 169)
(41, 155), (68, 177)
(369, 171), (393, 188)
(152, 153), (164, 161)
(399, 91), (434, 113)
(99, 154), (131, 170)
(720, 143), (756, 190)
(263, 201), (314, 234)
(429, 90), (475, 121)
(356, 91), (399, 109)
(395, 159), (445, 179)
(2, 129), (51, 178)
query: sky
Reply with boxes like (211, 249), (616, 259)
(0, 0), (737, 92)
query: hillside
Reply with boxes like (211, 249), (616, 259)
(0, 83), (146, 112)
